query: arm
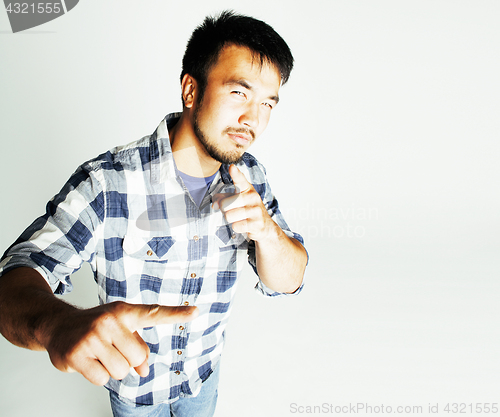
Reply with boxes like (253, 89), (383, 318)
(0, 267), (198, 385)
(254, 224), (307, 293)
(0, 267), (72, 351)
(213, 164), (307, 293)
(0, 163), (197, 385)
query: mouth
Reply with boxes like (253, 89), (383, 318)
(228, 133), (252, 146)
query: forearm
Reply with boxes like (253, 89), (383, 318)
(0, 267), (76, 351)
(255, 222), (307, 294)
(0, 267), (198, 385)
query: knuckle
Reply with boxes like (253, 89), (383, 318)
(129, 352), (147, 369)
(96, 311), (119, 329)
(108, 300), (127, 314)
(147, 304), (161, 316)
(92, 371), (110, 386)
(114, 364), (131, 381)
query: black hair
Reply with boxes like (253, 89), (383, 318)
(181, 10), (293, 98)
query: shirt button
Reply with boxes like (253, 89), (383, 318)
(179, 326), (184, 331)
(175, 371), (181, 375)
(183, 301), (189, 306)
(193, 235), (199, 241)
(190, 273), (196, 278)
(147, 250), (153, 256)
(177, 351), (182, 355)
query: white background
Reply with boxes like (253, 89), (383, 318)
(0, 1), (499, 416)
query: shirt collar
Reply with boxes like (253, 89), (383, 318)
(154, 113), (233, 186)
(153, 113), (180, 185)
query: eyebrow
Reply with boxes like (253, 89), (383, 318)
(226, 79), (280, 104)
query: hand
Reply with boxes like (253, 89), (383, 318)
(212, 164), (276, 242)
(46, 302), (198, 386)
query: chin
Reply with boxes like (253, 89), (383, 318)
(206, 142), (246, 165)
(218, 154), (244, 165)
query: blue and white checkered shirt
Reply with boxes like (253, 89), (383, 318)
(0, 113), (305, 405)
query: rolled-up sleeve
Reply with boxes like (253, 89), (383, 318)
(0, 163), (104, 295)
(242, 157), (308, 297)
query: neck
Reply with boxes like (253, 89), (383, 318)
(169, 112), (221, 178)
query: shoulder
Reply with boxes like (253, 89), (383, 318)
(85, 134), (157, 173)
(84, 115), (174, 176)
(65, 134), (161, 199)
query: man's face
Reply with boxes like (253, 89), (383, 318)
(192, 44), (281, 165)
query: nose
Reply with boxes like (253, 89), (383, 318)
(239, 102), (259, 130)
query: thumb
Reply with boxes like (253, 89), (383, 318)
(124, 304), (199, 331)
(229, 164), (251, 193)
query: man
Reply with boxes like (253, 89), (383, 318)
(0, 10), (307, 417)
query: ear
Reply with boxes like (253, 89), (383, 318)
(181, 74), (198, 109)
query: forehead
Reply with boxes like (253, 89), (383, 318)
(206, 44), (281, 90)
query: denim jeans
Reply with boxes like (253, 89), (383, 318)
(109, 364), (220, 417)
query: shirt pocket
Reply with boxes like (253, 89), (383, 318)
(203, 225), (247, 299)
(121, 234), (182, 301)
(122, 235), (176, 262)
(216, 224), (248, 247)
(215, 225), (248, 269)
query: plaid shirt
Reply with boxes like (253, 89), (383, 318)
(0, 113), (305, 405)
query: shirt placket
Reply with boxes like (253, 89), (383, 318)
(171, 196), (207, 392)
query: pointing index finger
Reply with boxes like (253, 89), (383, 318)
(125, 305), (199, 332)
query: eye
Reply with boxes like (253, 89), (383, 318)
(232, 90), (246, 98)
(262, 102), (273, 109)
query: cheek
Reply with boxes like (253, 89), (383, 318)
(197, 104), (221, 133)
(206, 99), (235, 129)
(257, 110), (272, 133)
